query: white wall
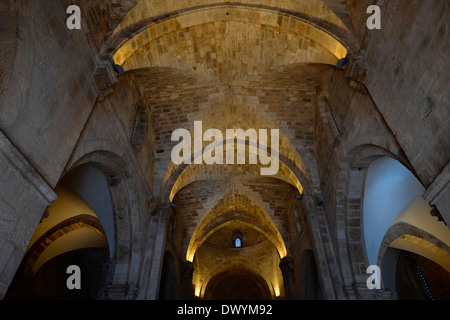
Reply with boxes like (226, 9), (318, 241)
(66, 166), (116, 258)
(363, 157), (425, 265)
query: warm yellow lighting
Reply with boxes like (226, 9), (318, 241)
(195, 286), (201, 298)
(390, 234), (450, 272)
(187, 220), (288, 266)
(278, 243), (287, 260)
(193, 277), (203, 298)
(28, 184), (99, 250)
(274, 284), (280, 298)
(167, 135), (305, 203)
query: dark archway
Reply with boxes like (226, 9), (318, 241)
(204, 269), (272, 300)
(395, 250), (450, 300)
(5, 165), (114, 300)
(5, 248), (108, 300)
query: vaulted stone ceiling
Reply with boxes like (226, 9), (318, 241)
(1, 0), (449, 301)
(105, 0), (354, 289)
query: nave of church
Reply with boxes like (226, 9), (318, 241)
(0, 0), (449, 300)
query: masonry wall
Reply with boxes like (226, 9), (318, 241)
(0, 131), (57, 298)
(349, 0), (449, 188)
(289, 202), (317, 299)
(314, 2), (449, 297)
(0, 0), (102, 298)
(0, 1), (158, 299)
(63, 73), (161, 298)
(0, 0), (448, 301)
(0, 1), (102, 187)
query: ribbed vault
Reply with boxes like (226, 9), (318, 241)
(106, 0), (354, 301)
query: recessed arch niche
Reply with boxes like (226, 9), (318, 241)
(5, 165), (115, 300)
(363, 156), (450, 298)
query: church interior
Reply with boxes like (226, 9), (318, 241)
(0, 0), (449, 300)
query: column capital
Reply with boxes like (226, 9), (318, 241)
(93, 59), (118, 101)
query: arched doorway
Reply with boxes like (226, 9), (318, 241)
(5, 165), (114, 300)
(395, 250), (450, 300)
(362, 156), (450, 298)
(363, 157), (425, 266)
(204, 269), (272, 300)
(188, 215), (286, 300)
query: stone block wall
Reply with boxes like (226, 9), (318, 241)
(0, 0), (448, 301)
(0, 0), (101, 187)
(350, 0), (449, 188)
(0, 131), (57, 298)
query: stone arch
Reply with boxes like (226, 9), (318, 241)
(336, 145), (450, 299)
(376, 192), (450, 297)
(199, 256), (275, 299)
(60, 165), (116, 259)
(5, 164), (114, 299)
(105, 0), (356, 41)
(334, 144), (416, 298)
(155, 103), (314, 206)
(204, 268), (272, 300)
(183, 183), (289, 262)
(108, 0), (141, 34)
(64, 150), (146, 299)
(104, 0), (357, 61)
(161, 141), (309, 205)
(150, 88), (316, 198)
(363, 158), (426, 266)
(380, 222), (450, 275)
(379, 221), (450, 299)
(129, 62), (330, 205)
(114, 15), (346, 71)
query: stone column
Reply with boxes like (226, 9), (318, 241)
(300, 195), (344, 299)
(105, 284), (139, 300)
(146, 206), (172, 300)
(279, 257), (298, 300)
(180, 261), (194, 300)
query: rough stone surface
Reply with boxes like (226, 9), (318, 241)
(0, 0), (448, 301)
